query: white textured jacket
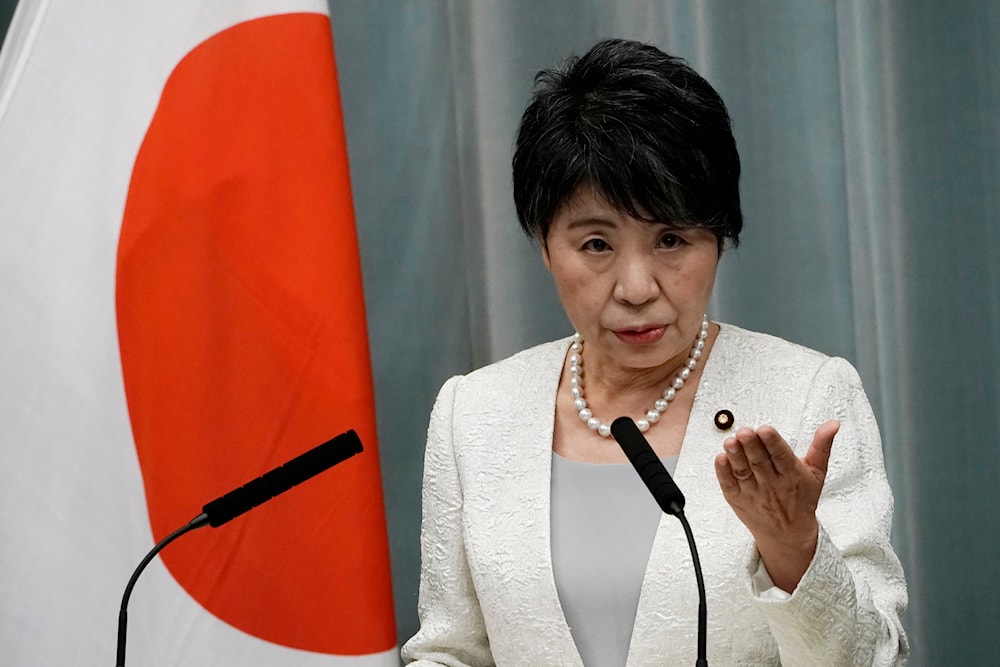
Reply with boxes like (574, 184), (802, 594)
(402, 324), (908, 666)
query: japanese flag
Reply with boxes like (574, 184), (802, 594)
(0, 1), (397, 664)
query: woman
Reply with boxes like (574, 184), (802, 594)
(401, 39), (908, 666)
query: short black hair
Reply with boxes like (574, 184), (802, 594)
(513, 38), (742, 247)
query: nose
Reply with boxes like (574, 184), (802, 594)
(613, 255), (659, 306)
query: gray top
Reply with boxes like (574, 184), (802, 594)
(551, 452), (679, 667)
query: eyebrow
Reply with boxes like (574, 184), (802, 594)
(565, 216), (618, 230)
(565, 215), (684, 232)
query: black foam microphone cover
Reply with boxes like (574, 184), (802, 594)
(611, 417), (709, 665)
(610, 416), (686, 516)
(201, 429), (363, 528)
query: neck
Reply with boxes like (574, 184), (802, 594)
(587, 350), (692, 399)
(567, 317), (713, 439)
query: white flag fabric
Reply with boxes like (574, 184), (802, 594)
(0, 1), (397, 664)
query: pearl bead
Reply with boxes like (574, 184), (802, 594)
(570, 315), (707, 438)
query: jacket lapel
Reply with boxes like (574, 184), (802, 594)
(493, 337), (584, 664)
(627, 325), (751, 664)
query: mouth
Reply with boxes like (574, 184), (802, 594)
(613, 325), (666, 345)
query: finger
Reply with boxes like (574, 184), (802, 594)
(737, 428), (779, 481)
(723, 430), (755, 483)
(714, 453), (741, 497)
(755, 425), (797, 475)
(804, 419), (840, 476)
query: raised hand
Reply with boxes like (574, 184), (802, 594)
(714, 420), (840, 593)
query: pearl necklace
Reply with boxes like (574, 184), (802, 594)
(569, 316), (709, 438)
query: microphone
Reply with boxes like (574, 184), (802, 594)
(610, 416), (686, 516)
(116, 429), (363, 667)
(200, 429), (363, 527)
(610, 417), (708, 667)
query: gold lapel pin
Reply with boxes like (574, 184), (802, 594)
(714, 409), (734, 431)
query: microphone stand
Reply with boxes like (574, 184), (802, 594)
(116, 513), (208, 667)
(114, 429), (362, 666)
(675, 509), (708, 667)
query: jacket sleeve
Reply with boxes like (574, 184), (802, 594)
(747, 356), (909, 666)
(401, 376), (495, 667)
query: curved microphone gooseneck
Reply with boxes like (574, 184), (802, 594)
(115, 429), (364, 667)
(116, 514), (208, 667)
(610, 417), (708, 667)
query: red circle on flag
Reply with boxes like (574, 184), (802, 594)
(117, 13), (396, 654)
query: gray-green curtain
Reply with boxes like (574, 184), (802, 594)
(2, 1), (995, 664)
(329, 1), (999, 665)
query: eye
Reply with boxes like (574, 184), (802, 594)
(658, 233), (685, 249)
(582, 238), (611, 252)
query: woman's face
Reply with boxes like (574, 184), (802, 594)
(542, 186), (720, 377)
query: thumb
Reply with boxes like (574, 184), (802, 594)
(804, 419), (840, 477)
